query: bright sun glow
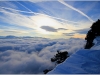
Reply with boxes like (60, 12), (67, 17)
(31, 14), (66, 34)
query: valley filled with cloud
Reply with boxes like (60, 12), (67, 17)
(0, 37), (85, 74)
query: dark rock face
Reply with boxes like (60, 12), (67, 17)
(43, 51), (69, 74)
(85, 19), (100, 49)
(43, 69), (52, 74)
(51, 51), (69, 64)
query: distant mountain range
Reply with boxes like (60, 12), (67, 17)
(0, 35), (33, 39)
(0, 35), (49, 39)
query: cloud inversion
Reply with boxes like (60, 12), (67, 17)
(0, 37), (85, 74)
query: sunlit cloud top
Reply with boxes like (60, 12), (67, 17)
(0, 1), (100, 39)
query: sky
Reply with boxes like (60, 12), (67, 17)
(0, 0), (100, 39)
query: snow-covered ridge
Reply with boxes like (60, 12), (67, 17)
(48, 37), (100, 74)
(91, 36), (100, 50)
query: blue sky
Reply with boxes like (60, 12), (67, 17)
(0, 1), (100, 39)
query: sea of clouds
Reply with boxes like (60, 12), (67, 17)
(0, 37), (86, 74)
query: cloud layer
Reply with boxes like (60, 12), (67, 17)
(0, 37), (85, 74)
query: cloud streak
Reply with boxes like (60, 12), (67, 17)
(74, 28), (89, 34)
(58, 0), (94, 22)
(0, 6), (79, 25)
(63, 33), (75, 36)
(16, 1), (33, 12)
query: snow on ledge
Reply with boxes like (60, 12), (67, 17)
(48, 49), (100, 74)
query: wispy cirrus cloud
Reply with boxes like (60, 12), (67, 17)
(0, 6), (91, 38)
(58, 0), (94, 22)
(0, 1), (97, 38)
(63, 33), (75, 36)
(74, 28), (89, 34)
(57, 28), (68, 30)
(0, 6), (79, 24)
(0, 1), (18, 9)
(0, 9), (35, 29)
